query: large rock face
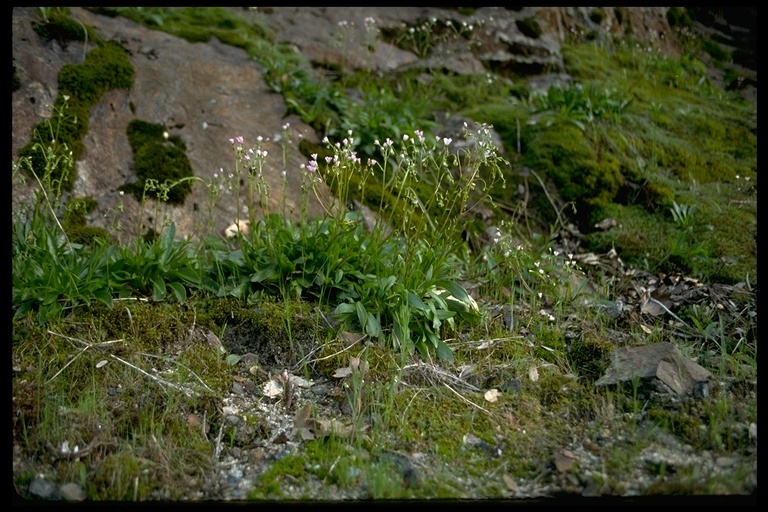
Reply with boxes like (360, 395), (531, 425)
(12, 7), (755, 243)
(12, 7), (328, 244)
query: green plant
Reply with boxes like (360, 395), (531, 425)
(110, 223), (202, 303)
(669, 201), (697, 229)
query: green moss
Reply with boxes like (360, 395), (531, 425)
(566, 332), (613, 382)
(613, 7), (625, 25)
(13, 65), (21, 92)
(589, 9), (606, 25)
(666, 7), (693, 28)
(701, 39), (730, 64)
(58, 41), (134, 105)
(62, 196), (112, 245)
(32, 8), (102, 45)
(18, 40), (134, 192)
(120, 120), (194, 205)
(516, 17), (542, 39)
(249, 452), (308, 499)
(522, 123), (624, 228)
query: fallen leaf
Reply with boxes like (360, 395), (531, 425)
(553, 449), (577, 472)
(293, 403), (311, 428)
(333, 367), (353, 378)
(502, 474), (519, 493)
(640, 324), (653, 334)
(484, 389), (500, 403)
(528, 365), (539, 382)
(187, 413), (201, 427)
(95, 360), (108, 369)
(641, 295), (667, 316)
(315, 418), (366, 438)
(289, 375), (314, 388)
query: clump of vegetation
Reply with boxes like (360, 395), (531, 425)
(516, 17), (542, 39)
(119, 120), (195, 205)
(32, 7), (102, 46)
(62, 196), (112, 245)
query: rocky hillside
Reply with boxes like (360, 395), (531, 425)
(12, 7), (756, 245)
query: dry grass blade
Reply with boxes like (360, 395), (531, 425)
(46, 331), (126, 384)
(442, 382), (496, 418)
(108, 353), (201, 397)
(306, 332), (367, 364)
(402, 360), (482, 392)
(138, 351), (216, 395)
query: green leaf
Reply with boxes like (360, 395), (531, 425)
(167, 281), (187, 303)
(434, 279), (470, 304)
(355, 301), (368, 329)
(251, 266), (276, 283)
(435, 338), (455, 363)
(151, 276), (166, 301)
(334, 302), (356, 317)
(92, 288), (113, 307)
(407, 291), (427, 312)
(174, 267), (201, 285)
(366, 312), (382, 339)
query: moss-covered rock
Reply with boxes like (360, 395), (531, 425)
(516, 17), (542, 39)
(32, 7), (102, 45)
(18, 39), (134, 192)
(522, 122), (624, 228)
(120, 119), (194, 205)
(62, 196), (112, 245)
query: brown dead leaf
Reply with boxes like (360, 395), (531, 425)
(187, 413), (201, 427)
(333, 366), (353, 378)
(292, 403), (315, 441)
(553, 449), (577, 472)
(502, 474), (519, 493)
(640, 292), (668, 317)
(315, 418), (368, 439)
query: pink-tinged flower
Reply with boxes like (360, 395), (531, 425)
(443, 137), (452, 146)
(236, 136), (244, 144)
(415, 130), (424, 143)
(229, 138), (234, 144)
